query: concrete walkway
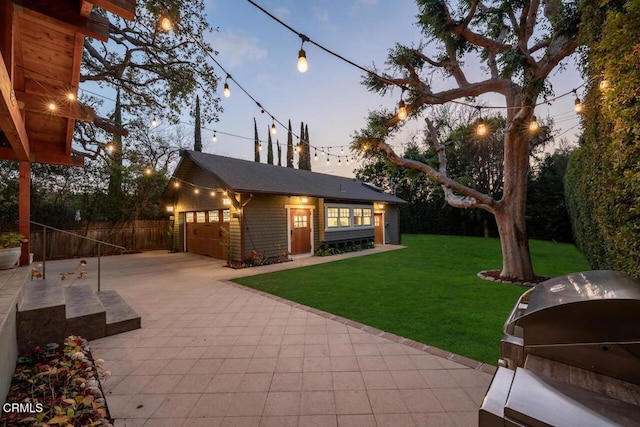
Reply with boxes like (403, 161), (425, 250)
(77, 247), (493, 426)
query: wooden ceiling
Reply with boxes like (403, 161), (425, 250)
(0, 0), (135, 166)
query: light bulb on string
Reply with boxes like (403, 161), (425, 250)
(314, 150), (318, 161)
(475, 107), (487, 136)
(340, 148), (344, 155)
(212, 132), (217, 142)
(599, 79), (610, 91)
(223, 75), (231, 98)
(160, 16), (172, 32)
(151, 117), (158, 127)
(259, 143), (263, 151)
(338, 158), (341, 166)
(346, 157), (350, 164)
(210, 191), (216, 197)
(194, 188), (199, 195)
(271, 120), (277, 135)
(574, 95), (584, 114)
(397, 87), (408, 120)
(297, 34), (309, 73)
(173, 181), (180, 188)
(48, 102), (57, 111)
(326, 157), (330, 165)
(67, 92), (76, 101)
(144, 167), (153, 176)
(529, 115), (539, 132)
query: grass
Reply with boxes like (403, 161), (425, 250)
(233, 234), (590, 365)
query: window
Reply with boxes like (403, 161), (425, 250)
(196, 212), (206, 223)
(327, 207), (351, 228)
(223, 209), (230, 222)
(325, 204), (374, 230)
(353, 208), (373, 226)
(294, 214), (308, 228)
(185, 212), (194, 223)
(208, 210), (219, 222)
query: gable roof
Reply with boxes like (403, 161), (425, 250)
(171, 150), (407, 204)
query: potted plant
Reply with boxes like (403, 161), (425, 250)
(0, 232), (26, 270)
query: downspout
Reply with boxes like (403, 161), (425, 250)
(240, 194), (254, 262)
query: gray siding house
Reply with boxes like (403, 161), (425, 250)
(164, 150), (406, 263)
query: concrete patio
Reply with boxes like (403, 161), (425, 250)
(57, 246), (493, 426)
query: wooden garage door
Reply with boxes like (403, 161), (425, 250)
(186, 210), (229, 259)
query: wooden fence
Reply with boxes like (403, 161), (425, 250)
(24, 220), (171, 261)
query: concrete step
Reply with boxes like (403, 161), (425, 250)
(96, 291), (141, 336)
(64, 284), (106, 340)
(16, 280), (141, 352)
(17, 279), (67, 353)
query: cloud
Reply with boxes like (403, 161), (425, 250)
(274, 6), (290, 20)
(354, 0), (378, 6)
(213, 29), (267, 67)
(315, 8), (329, 23)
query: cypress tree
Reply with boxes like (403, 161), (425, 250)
(298, 122), (304, 169)
(194, 95), (202, 151)
(286, 120), (294, 168)
(304, 124), (311, 171)
(267, 126), (274, 164)
(277, 140), (282, 166)
(254, 118), (260, 162)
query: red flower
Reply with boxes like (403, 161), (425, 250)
(34, 346), (41, 352)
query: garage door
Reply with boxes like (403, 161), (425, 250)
(185, 209), (229, 259)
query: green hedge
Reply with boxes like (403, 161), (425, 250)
(565, 0), (640, 279)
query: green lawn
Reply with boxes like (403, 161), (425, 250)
(233, 234), (590, 364)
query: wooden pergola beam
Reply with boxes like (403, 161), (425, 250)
(0, 49), (29, 161)
(90, 0), (136, 20)
(16, 91), (95, 122)
(7, 0), (111, 41)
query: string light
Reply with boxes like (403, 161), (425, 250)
(574, 92), (584, 113)
(212, 131), (217, 142)
(529, 115), (539, 132)
(397, 100), (407, 120)
(67, 92), (76, 101)
(326, 157), (330, 165)
(314, 150), (318, 160)
(338, 158), (341, 166)
(599, 80), (610, 91)
(223, 74), (231, 98)
(271, 119), (277, 135)
(210, 191), (216, 197)
(297, 34), (309, 73)
(397, 88), (407, 120)
(475, 107), (487, 136)
(173, 181), (180, 188)
(160, 16), (172, 32)
(48, 102), (57, 111)
(144, 167), (153, 176)
(194, 188), (200, 195)
(151, 117), (158, 127)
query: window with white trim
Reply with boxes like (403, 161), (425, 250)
(327, 207), (351, 228)
(325, 204), (374, 230)
(353, 208), (373, 226)
(185, 212), (194, 223)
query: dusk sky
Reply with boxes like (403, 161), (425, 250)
(97, 0), (587, 177)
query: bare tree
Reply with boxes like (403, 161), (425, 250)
(353, 0), (581, 281)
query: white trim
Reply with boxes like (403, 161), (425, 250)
(286, 206), (314, 256)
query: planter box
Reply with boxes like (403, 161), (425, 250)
(0, 247), (21, 270)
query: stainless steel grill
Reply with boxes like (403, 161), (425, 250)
(480, 270), (640, 426)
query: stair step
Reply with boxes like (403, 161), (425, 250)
(97, 291), (141, 336)
(17, 280), (67, 353)
(64, 285), (106, 340)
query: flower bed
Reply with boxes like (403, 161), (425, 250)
(0, 336), (112, 426)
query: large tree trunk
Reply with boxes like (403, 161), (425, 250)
(495, 117), (535, 281)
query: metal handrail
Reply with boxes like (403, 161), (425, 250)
(28, 221), (126, 292)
